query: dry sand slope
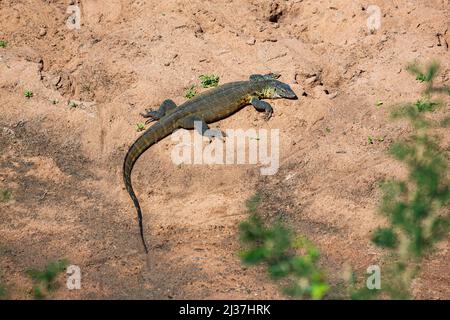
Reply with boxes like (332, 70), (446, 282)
(0, 0), (449, 299)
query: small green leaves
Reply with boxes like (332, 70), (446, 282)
(24, 90), (33, 98)
(376, 100), (383, 107)
(0, 40), (7, 48)
(199, 74), (220, 88)
(368, 136), (384, 145)
(68, 101), (78, 108)
(184, 84), (197, 99)
(136, 123), (145, 132)
(372, 227), (398, 248)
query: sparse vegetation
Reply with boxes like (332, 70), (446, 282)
(136, 123), (145, 132)
(184, 84), (197, 99)
(357, 61), (450, 299)
(68, 101), (78, 108)
(239, 194), (329, 300)
(0, 189), (11, 202)
(368, 136), (384, 144)
(199, 74), (220, 88)
(26, 259), (68, 299)
(24, 90), (33, 98)
(0, 40), (7, 48)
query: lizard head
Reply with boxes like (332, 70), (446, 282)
(264, 80), (298, 100)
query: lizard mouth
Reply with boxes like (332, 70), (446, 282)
(284, 91), (298, 100)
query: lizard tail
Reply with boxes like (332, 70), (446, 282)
(123, 120), (175, 254)
(123, 147), (149, 254)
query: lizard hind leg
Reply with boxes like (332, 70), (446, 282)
(140, 99), (178, 124)
(178, 116), (226, 142)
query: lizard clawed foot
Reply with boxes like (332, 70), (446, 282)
(205, 129), (227, 143)
(140, 108), (162, 124)
(144, 118), (157, 125)
(140, 108), (154, 117)
(264, 110), (273, 121)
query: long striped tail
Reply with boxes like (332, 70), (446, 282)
(123, 120), (174, 253)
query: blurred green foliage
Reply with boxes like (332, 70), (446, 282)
(26, 259), (69, 299)
(239, 194), (329, 300)
(0, 189), (11, 202)
(369, 61), (450, 299)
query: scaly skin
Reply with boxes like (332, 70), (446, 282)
(123, 74), (298, 253)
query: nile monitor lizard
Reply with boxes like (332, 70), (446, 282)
(123, 73), (298, 253)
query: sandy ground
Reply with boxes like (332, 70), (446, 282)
(0, 0), (449, 299)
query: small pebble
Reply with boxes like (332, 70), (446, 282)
(246, 37), (256, 45)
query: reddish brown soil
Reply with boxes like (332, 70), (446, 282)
(0, 0), (449, 299)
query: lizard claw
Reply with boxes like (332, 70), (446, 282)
(145, 118), (156, 125)
(140, 108), (154, 118)
(205, 129), (226, 143)
(264, 111), (273, 121)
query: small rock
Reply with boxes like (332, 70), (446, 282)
(38, 28), (47, 37)
(305, 75), (318, 85)
(52, 75), (62, 86)
(246, 37), (256, 45)
(163, 54), (178, 66)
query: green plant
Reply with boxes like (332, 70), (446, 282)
(368, 61), (450, 299)
(0, 189), (11, 202)
(136, 123), (145, 132)
(199, 74), (220, 88)
(68, 101), (78, 108)
(239, 194), (329, 300)
(0, 40), (7, 48)
(26, 259), (68, 299)
(24, 90), (33, 98)
(368, 136), (384, 145)
(184, 84), (197, 99)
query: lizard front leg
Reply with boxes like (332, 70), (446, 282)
(178, 116), (226, 142)
(140, 99), (177, 124)
(250, 97), (273, 121)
